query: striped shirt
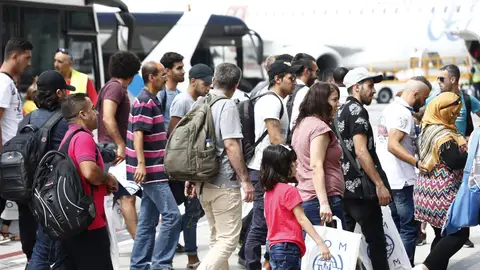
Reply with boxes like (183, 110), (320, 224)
(126, 89), (168, 183)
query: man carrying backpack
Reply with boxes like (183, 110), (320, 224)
(53, 93), (118, 269)
(129, 61), (182, 270)
(244, 60), (302, 270)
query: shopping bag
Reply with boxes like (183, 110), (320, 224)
(301, 216), (362, 270)
(108, 161), (141, 196)
(105, 193), (125, 230)
(355, 206), (411, 270)
(0, 200), (18, 220)
(104, 195), (120, 270)
(442, 128), (480, 236)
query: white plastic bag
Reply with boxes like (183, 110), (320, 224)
(302, 216), (362, 270)
(104, 195), (120, 270)
(355, 206), (411, 270)
(0, 200), (18, 220)
(108, 161), (141, 196)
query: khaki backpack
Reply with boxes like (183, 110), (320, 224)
(164, 94), (227, 182)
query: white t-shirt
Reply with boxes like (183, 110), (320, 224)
(247, 91), (289, 171)
(376, 97), (417, 189)
(0, 73), (22, 145)
(289, 79), (309, 130)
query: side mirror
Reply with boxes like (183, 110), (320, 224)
(115, 11), (134, 51)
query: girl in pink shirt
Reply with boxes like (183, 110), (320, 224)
(261, 144), (331, 270)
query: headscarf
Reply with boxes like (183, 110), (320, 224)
(419, 92), (466, 172)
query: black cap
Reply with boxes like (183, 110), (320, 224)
(189, 64), (213, 85)
(37, 70), (76, 94)
(268, 60), (303, 81)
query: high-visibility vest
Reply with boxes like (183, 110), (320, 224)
(69, 69), (88, 93)
(473, 64), (480, 83)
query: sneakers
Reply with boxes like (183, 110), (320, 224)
(464, 239), (474, 248)
(175, 243), (185, 253)
(416, 232), (427, 246)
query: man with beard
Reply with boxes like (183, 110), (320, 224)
(334, 67), (392, 270)
(376, 77), (431, 266)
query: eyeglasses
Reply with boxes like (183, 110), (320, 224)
(56, 48), (71, 55)
(440, 96), (461, 110)
(437, 76), (445, 83)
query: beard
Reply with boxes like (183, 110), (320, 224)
(413, 98), (423, 112)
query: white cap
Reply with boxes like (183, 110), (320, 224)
(343, 67), (383, 89)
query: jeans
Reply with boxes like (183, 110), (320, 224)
(238, 208), (253, 260)
(388, 185), (419, 265)
(245, 170), (268, 270)
(28, 225), (62, 270)
(198, 186), (242, 270)
(130, 182), (182, 270)
(344, 199), (389, 270)
(302, 195), (346, 230)
(182, 195), (205, 255)
(269, 242), (301, 270)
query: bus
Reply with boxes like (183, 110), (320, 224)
(0, 0), (134, 92)
(96, 11), (264, 96)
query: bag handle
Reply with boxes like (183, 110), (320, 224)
(333, 117), (363, 175)
(319, 215), (343, 231)
(463, 129), (480, 177)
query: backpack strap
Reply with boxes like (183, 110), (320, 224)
(37, 110), (64, 159)
(252, 91), (285, 148)
(160, 90), (167, 114)
(464, 91), (474, 137)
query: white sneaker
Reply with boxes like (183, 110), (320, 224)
(413, 264), (426, 270)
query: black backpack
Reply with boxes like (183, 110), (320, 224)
(32, 129), (96, 240)
(237, 91), (284, 163)
(0, 110), (63, 203)
(285, 84), (306, 144)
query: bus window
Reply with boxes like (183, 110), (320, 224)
(210, 46), (237, 67)
(242, 34), (263, 80)
(68, 37), (98, 86)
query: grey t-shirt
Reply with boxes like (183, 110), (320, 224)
(170, 92), (195, 118)
(157, 88), (180, 130)
(207, 90), (244, 189)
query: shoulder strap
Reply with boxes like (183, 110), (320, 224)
(40, 110), (63, 130)
(37, 110), (64, 155)
(464, 129), (480, 176)
(161, 90), (167, 113)
(252, 91), (285, 147)
(333, 117), (363, 175)
(464, 92), (474, 136)
(59, 129), (85, 154)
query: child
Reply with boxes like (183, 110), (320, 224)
(261, 144), (331, 270)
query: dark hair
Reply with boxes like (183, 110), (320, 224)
(268, 73), (286, 89)
(293, 82), (339, 131)
(275, 54), (294, 62)
(410, 75), (433, 90)
(260, 144), (298, 191)
(160, 52), (184, 69)
(4, 38), (33, 60)
(141, 61), (159, 85)
(292, 53), (316, 76)
(108, 51), (141, 79)
(322, 68), (334, 81)
(213, 63), (242, 91)
(440, 64), (460, 82)
(61, 93), (89, 122)
(293, 53), (315, 62)
(37, 88), (63, 111)
(333, 67), (349, 84)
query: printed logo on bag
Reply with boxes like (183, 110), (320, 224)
(367, 234), (394, 259)
(6, 201), (14, 208)
(313, 254), (343, 270)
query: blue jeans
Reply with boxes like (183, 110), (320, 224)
(28, 225), (63, 270)
(269, 242), (301, 270)
(130, 182), (182, 270)
(182, 195), (205, 255)
(389, 185), (419, 265)
(302, 195), (346, 230)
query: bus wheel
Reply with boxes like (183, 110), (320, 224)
(377, 88), (392, 104)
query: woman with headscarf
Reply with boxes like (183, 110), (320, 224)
(413, 92), (469, 270)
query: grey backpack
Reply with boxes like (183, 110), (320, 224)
(164, 94), (227, 182)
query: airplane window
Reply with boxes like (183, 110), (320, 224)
(383, 8), (386, 14)
(431, 7), (435, 13)
(444, 6), (448, 13)
(457, 6), (461, 12)
(395, 8), (398, 13)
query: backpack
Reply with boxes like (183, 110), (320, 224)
(237, 91), (284, 163)
(31, 129), (96, 240)
(0, 110), (63, 203)
(164, 94), (227, 182)
(285, 83), (306, 144)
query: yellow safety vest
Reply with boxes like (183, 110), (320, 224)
(69, 69), (89, 93)
(473, 64), (480, 83)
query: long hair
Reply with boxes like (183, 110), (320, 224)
(260, 144), (297, 191)
(293, 82), (339, 132)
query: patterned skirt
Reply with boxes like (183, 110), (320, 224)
(413, 164), (463, 228)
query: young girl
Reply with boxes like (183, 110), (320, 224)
(261, 144), (331, 270)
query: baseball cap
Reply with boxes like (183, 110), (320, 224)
(37, 70), (76, 94)
(343, 67), (383, 89)
(189, 64), (213, 85)
(268, 60), (303, 81)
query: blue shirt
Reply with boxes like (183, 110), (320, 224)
(425, 91), (480, 136)
(17, 108), (69, 150)
(157, 88), (180, 130)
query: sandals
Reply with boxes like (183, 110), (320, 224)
(1, 232), (20, 241)
(187, 262), (200, 269)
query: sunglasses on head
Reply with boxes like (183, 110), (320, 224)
(440, 96), (461, 110)
(56, 48), (71, 55)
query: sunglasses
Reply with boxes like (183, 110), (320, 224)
(440, 96), (461, 110)
(56, 48), (71, 55)
(437, 76), (445, 83)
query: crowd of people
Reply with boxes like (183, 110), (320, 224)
(0, 36), (478, 270)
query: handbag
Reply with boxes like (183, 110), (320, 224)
(333, 117), (391, 200)
(442, 128), (480, 236)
